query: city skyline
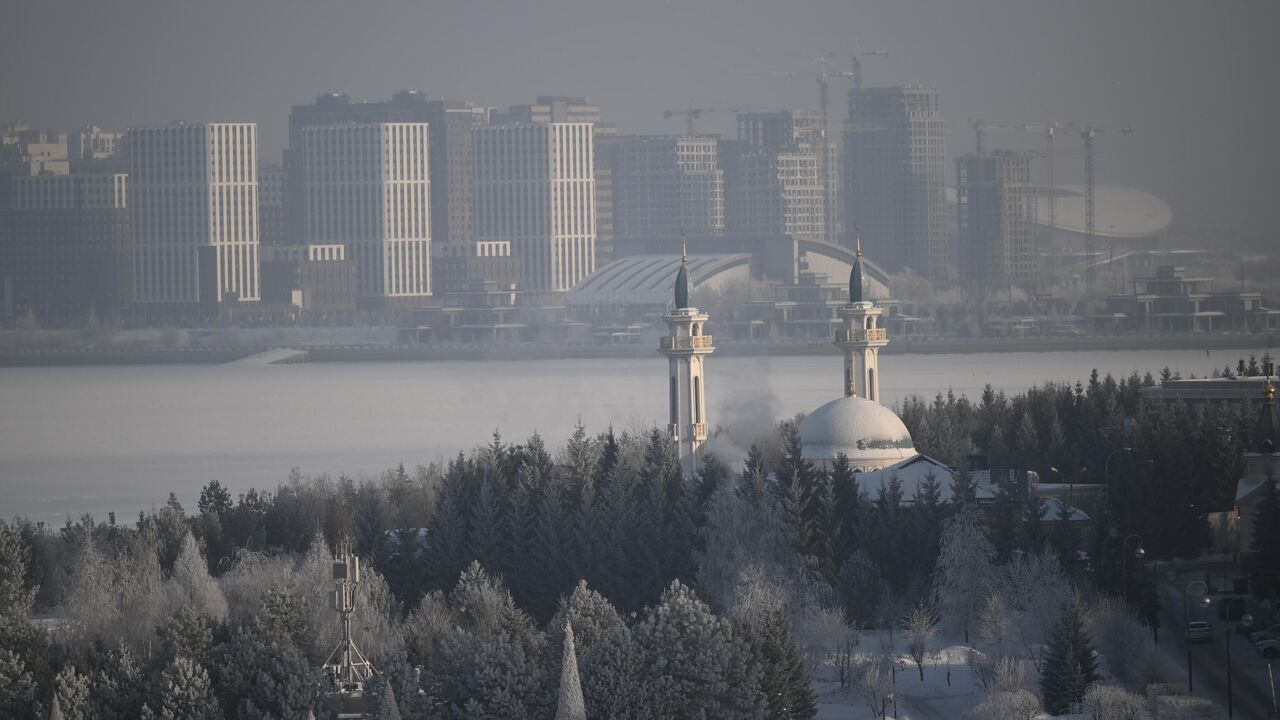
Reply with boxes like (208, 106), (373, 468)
(3, 0), (1277, 248)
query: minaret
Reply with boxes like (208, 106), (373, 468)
(659, 232), (714, 474)
(836, 231), (888, 402)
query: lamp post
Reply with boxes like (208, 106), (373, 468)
(1122, 534), (1144, 605)
(1184, 580), (1211, 693)
(1104, 447), (1133, 495)
(1230, 614), (1254, 718)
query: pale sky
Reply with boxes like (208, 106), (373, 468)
(4, 0), (1277, 248)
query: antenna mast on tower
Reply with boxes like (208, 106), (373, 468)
(323, 543), (376, 696)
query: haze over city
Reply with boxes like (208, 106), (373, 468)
(5, 0), (1279, 247)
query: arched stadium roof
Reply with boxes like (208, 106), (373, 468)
(1034, 184), (1171, 239)
(566, 254), (752, 307)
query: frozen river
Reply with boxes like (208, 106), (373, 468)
(0, 346), (1266, 520)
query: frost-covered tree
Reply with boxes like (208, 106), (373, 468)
(580, 625), (646, 720)
(963, 689), (1039, 720)
(837, 550), (885, 626)
(89, 643), (147, 720)
(631, 581), (767, 719)
(997, 551), (1069, 670)
(0, 520), (35, 618)
(168, 534), (228, 621)
(377, 683), (402, 720)
(932, 503), (994, 642)
(210, 623), (316, 720)
(547, 581), (624, 657)
(903, 603), (937, 681)
(0, 648), (35, 719)
(1082, 684), (1146, 720)
(148, 656), (223, 720)
(555, 624), (586, 720)
(52, 666), (91, 720)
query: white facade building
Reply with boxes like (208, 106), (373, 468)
(301, 123), (431, 303)
(127, 123), (259, 306)
(473, 122), (595, 293)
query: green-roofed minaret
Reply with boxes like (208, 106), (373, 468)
(849, 230), (864, 304)
(675, 230), (690, 309)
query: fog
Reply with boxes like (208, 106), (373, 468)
(3, 0), (1277, 248)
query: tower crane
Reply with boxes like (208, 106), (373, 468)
(662, 107), (745, 136)
(849, 48), (889, 115)
(967, 118), (1013, 157)
(1018, 121), (1070, 263)
(1072, 124), (1134, 290)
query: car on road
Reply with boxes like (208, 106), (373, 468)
(1249, 624), (1280, 644)
(1185, 621), (1213, 644)
(1256, 637), (1280, 659)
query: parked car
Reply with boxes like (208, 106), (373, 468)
(1256, 638), (1280, 659)
(1185, 621), (1213, 644)
(1249, 624), (1280, 644)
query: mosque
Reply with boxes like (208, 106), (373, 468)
(659, 235), (923, 478)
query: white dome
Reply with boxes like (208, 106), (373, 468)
(798, 396), (917, 470)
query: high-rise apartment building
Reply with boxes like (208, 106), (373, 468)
(843, 86), (947, 276)
(68, 126), (124, 170)
(473, 121), (595, 293)
(0, 172), (129, 321)
(613, 134), (723, 253)
(723, 112), (826, 241)
(957, 150), (1037, 287)
(301, 123), (431, 306)
(593, 123), (619, 265)
(258, 160), (286, 246)
(127, 123), (259, 309)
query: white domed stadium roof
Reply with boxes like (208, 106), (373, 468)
(798, 396), (918, 470)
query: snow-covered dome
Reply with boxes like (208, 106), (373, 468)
(798, 395), (918, 470)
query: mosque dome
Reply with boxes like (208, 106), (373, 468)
(798, 395), (917, 470)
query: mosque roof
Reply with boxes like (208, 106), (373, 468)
(798, 395), (917, 467)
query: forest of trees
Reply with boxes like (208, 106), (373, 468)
(0, 362), (1274, 719)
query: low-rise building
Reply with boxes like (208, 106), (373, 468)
(1099, 265), (1275, 333)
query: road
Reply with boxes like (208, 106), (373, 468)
(1159, 566), (1279, 718)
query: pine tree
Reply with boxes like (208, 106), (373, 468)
(378, 683), (402, 720)
(738, 609), (817, 720)
(555, 624), (587, 720)
(0, 648), (35, 720)
(52, 666), (90, 720)
(1021, 493), (1048, 552)
(151, 657), (222, 720)
(990, 489), (1018, 564)
(0, 520), (35, 617)
(741, 445), (769, 507)
(1039, 601), (1098, 714)
(808, 470), (843, 583)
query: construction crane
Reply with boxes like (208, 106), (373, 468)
(1073, 124), (1135, 290)
(967, 118), (1013, 157)
(1017, 120), (1070, 265)
(850, 48), (890, 101)
(662, 107), (745, 136)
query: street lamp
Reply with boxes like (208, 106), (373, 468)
(1229, 614), (1254, 718)
(1104, 447), (1133, 495)
(1183, 580), (1211, 693)
(1049, 465), (1088, 505)
(1122, 534), (1144, 605)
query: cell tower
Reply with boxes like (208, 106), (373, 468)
(323, 543), (376, 696)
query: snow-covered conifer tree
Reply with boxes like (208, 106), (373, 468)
(555, 624), (587, 720)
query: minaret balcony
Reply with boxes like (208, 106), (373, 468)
(693, 422), (708, 440)
(660, 335), (714, 350)
(835, 328), (886, 343)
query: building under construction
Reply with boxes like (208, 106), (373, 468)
(956, 150), (1037, 288)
